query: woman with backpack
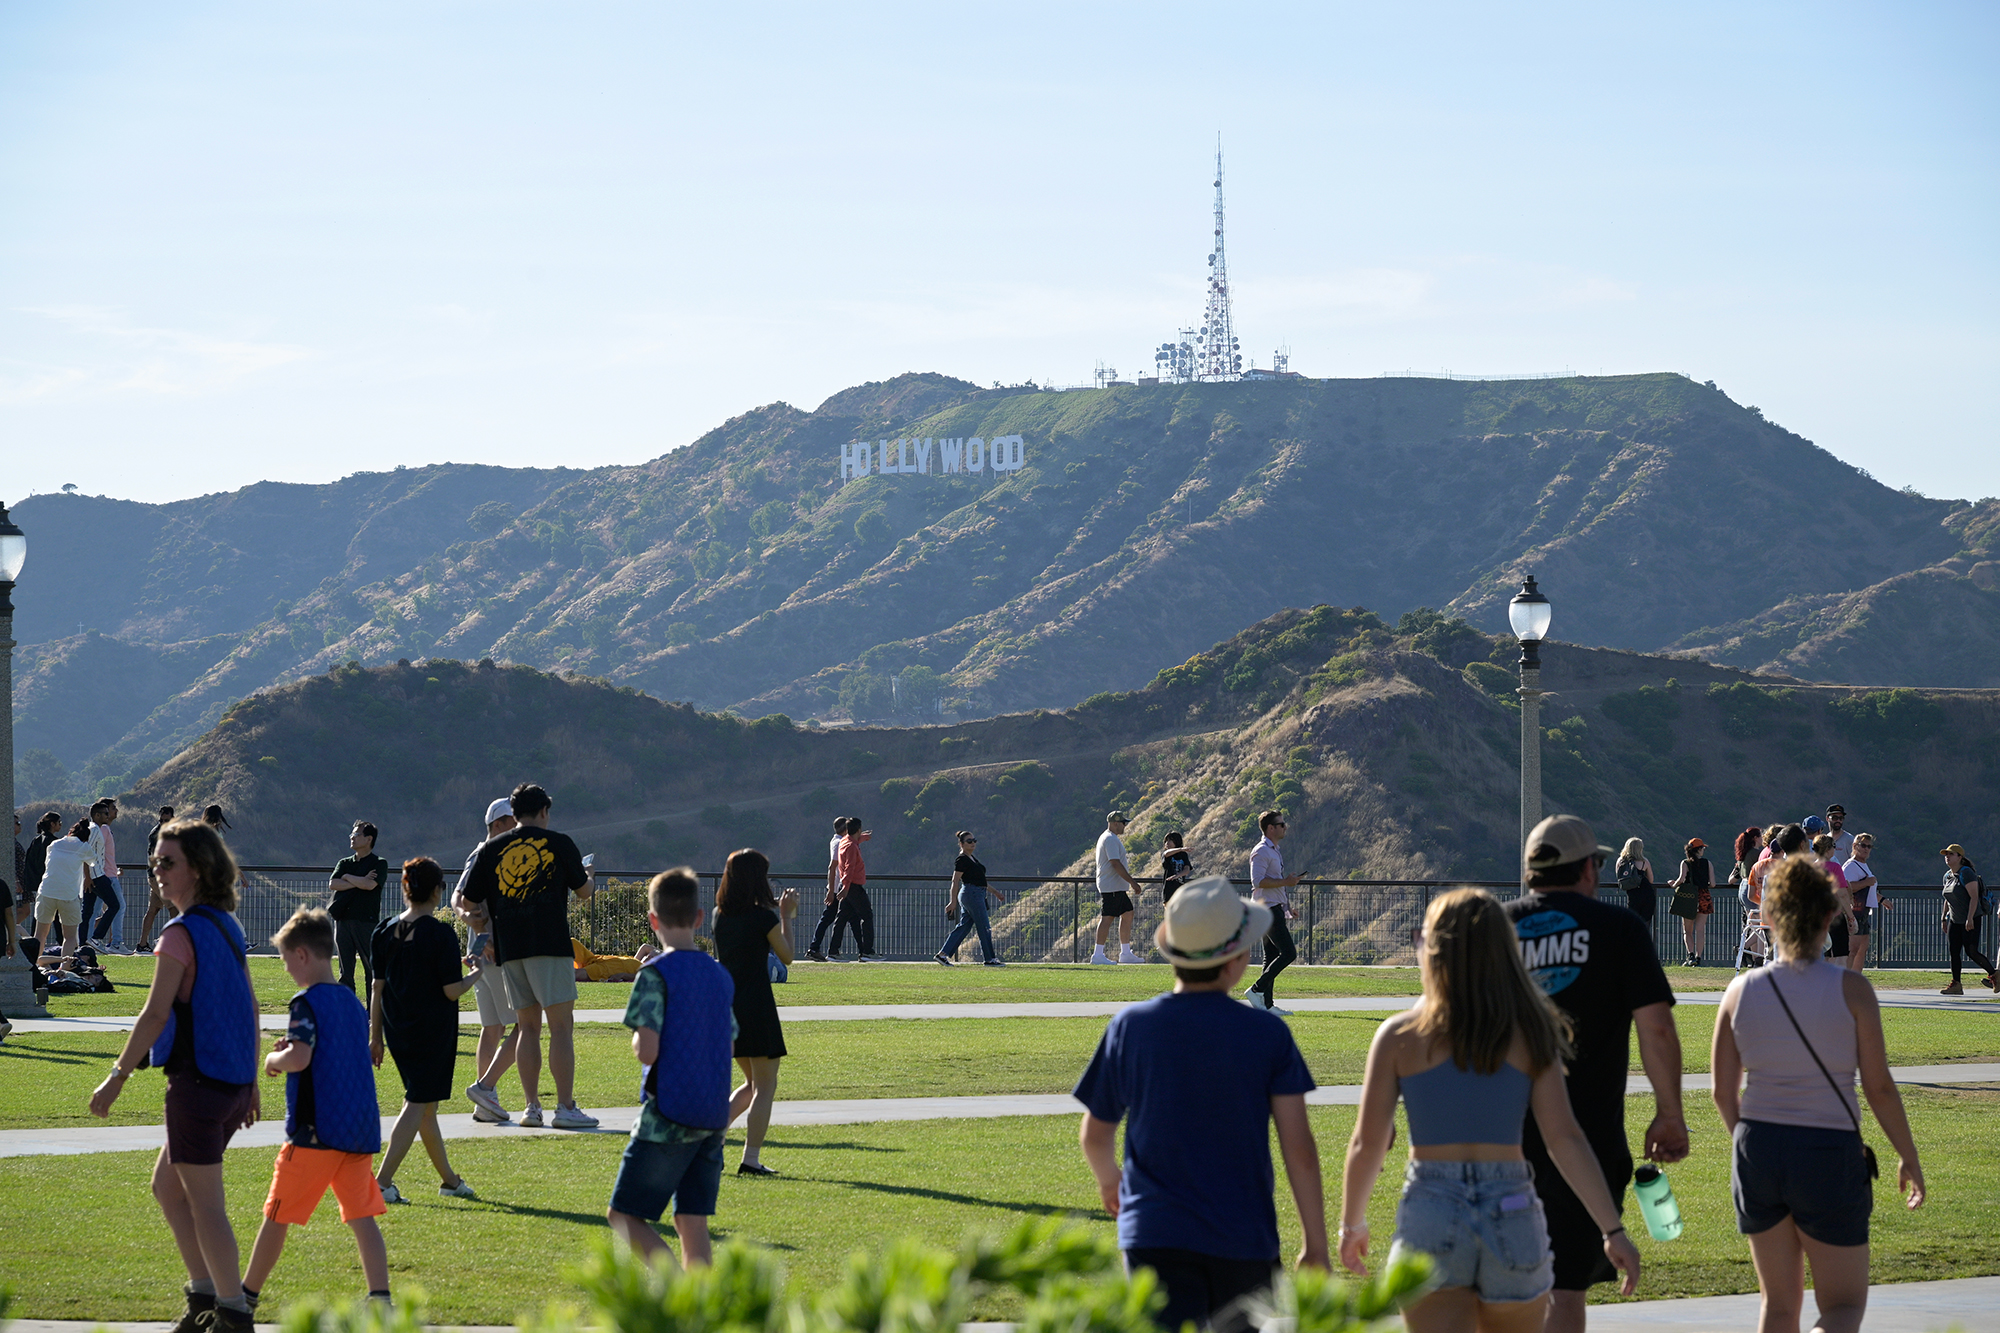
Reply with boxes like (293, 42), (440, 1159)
(1669, 838), (1715, 967)
(1615, 838), (1656, 928)
(89, 818), (261, 1333)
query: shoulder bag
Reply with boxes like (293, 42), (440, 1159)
(1765, 972), (1879, 1180)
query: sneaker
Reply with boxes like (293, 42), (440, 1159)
(137, 940), (155, 953)
(471, 1103), (511, 1124)
(1693, 956), (1703, 967)
(1089, 948), (1114, 964)
(804, 947), (828, 962)
(1985, 973), (1998, 991)
(379, 1182), (407, 1204)
(857, 953), (885, 962)
(1941, 983), (1965, 995)
(241, 1289), (260, 1316)
(464, 1082), (508, 1119)
(552, 1103), (599, 1130)
(0, 1018), (12, 1041)
(737, 1161), (780, 1177)
(1267, 1004), (1295, 1017)
(983, 958), (1006, 967)
(1244, 989), (1270, 1010)
(198, 1303), (255, 1333)
(933, 953), (955, 966)
(168, 1285), (217, 1333)
(438, 1177), (478, 1199)
(1117, 947), (1144, 964)
(518, 1103), (545, 1128)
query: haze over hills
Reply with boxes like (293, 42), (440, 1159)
(14, 370), (1998, 797)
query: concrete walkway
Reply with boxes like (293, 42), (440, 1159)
(7, 1064), (1995, 1159)
(8, 1275), (1999, 1332)
(11, 988), (1994, 1034)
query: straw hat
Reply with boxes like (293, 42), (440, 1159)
(1154, 875), (1271, 967)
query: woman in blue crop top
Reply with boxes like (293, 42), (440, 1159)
(1339, 890), (1642, 1331)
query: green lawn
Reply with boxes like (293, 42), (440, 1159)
(40, 954), (1982, 1019)
(8, 1007), (1997, 1132)
(0, 1091), (1993, 1324)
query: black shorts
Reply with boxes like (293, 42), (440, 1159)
(1531, 1141), (1631, 1290)
(1733, 1118), (1871, 1247)
(1851, 906), (1871, 937)
(1099, 891), (1134, 918)
(1826, 915), (1850, 958)
(164, 1072), (257, 1166)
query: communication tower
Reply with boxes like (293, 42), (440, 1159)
(1154, 139), (1243, 383)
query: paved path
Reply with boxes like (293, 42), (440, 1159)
(12, 988), (1994, 1034)
(9, 1275), (2000, 1332)
(8, 1064), (1994, 1159)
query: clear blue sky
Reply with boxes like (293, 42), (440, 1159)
(2, 1), (1994, 505)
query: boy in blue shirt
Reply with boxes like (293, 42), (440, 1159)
(1075, 875), (1328, 1332)
(243, 908), (390, 1311)
(608, 867), (736, 1266)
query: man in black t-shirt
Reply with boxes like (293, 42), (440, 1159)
(459, 783), (597, 1130)
(328, 821), (389, 997)
(1505, 814), (1687, 1333)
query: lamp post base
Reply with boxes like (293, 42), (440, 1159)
(0, 950), (50, 1020)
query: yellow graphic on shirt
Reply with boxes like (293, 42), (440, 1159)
(496, 837), (556, 902)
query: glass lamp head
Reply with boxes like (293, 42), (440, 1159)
(0, 503), (23, 583)
(1508, 575), (1552, 642)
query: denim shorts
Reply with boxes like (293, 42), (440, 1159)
(608, 1131), (725, 1221)
(1387, 1159), (1553, 1304)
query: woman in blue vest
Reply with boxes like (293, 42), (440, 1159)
(90, 818), (261, 1333)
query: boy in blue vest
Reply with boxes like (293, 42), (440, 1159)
(243, 907), (390, 1310)
(608, 867), (735, 1266)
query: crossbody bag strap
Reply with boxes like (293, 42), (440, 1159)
(1765, 971), (1863, 1137)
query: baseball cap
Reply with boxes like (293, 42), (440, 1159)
(1154, 875), (1271, 967)
(1524, 814), (1616, 870)
(1688, 837), (1707, 851)
(1108, 810), (1128, 824)
(1826, 804), (1846, 815)
(1941, 843), (1969, 858)
(484, 798), (514, 826)
(1803, 815), (1829, 835)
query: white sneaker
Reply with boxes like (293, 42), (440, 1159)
(438, 1177), (477, 1199)
(552, 1104), (599, 1130)
(1117, 947), (1144, 964)
(1244, 989), (1269, 1009)
(471, 1103), (511, 1124)
(464, 1082), (508, 1119)
(518, 1103), (545, 1128)
(1267, 1004), (1294, 1017)
(1089, 948), (1115, 964)
(379, 1182), (407, 1205)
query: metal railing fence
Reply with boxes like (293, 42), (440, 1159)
(120, 865), (1963, 970)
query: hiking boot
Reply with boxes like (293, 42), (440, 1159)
(1940, 982), (1965, 995)
(168, 1286), (216, 1333)
(197, 1303), (255, 1333)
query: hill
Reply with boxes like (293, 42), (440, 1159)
(13, 371), (1988, 797)
(76, 607), (1997, 901)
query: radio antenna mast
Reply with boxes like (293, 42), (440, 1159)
(1197, 138), (1242, 381)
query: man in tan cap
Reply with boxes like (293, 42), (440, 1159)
(1074, 875), (1328, 1331)
(1938, 844), (1993, 995)
(1505, 815), (1687, 1333)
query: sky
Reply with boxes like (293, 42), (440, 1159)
(2, 1), (1996, 506)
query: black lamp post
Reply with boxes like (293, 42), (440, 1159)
(1507, 575), (1552, 860)
(0, 501), (38, 1014)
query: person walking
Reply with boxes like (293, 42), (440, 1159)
(804, 816), (847, 963)
(1668, 838), (1715, 967)
(1615, 838), (1657, 929)
(831, 816), (879, 961)
(33, 819), (95, 961)
(713, 848), (796, 1176)
(1711, 855), (1926, 1333)
(21, 811), (60, 941)
(1840, 835), (1880, 972)
(1160, 833), (1194, 901)
(1937, 844), (1994, 995)
(328, 822), (388, 998)
(88, 817), (261, 1333)
(1246, 811), (1302, 1014)
(137, 806), (177, 953)
(1090, 812), (1144, 965)
(80, 798), (124, 952)
(370, 858), (481, 1202)
(936, 830), (1005, 966)
(1340, 889), (1641, 1329)
(459, 783), (600, 1129)
(1505, 815), (1687, 1333)
(456, 798), (524, 1122)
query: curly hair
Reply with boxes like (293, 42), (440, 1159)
(1763, 856), (1836, 960)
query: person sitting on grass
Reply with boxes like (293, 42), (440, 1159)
(1075, 873), (1329, 1333)
(608, 867), (737, 1267)
(573, 936), (660, 982)
(371, 858), (483, 1203)
(242, 907), (390, 1314)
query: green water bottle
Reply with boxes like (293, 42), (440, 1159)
(1632, 1164), (1683, 1241)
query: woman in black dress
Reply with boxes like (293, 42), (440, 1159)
(370, 858), (482, 1202)
(714, 848), (796, 1177)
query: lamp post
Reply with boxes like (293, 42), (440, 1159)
(1508, 575), (1552, 860)
(0, 501), (39, 1016)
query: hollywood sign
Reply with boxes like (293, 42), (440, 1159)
(839, 435), (1026, 481)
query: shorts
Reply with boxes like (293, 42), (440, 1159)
(608, 1131), (726, 1221)
(1826, 915), (1850, 958)
(1388, 1159), (1553, 1304)
(147, 880), (168, 913)
(163, 1072), (257, 1166)
(1851, 906), (1872, 937)
(1529, 1139), (1631, 1290)
(35, 897), (81, 932)
(502, 954), (579, 1011)
(264, 1144), (389, 1225)
(471, 966), (511, 1026)
(1099, 891), (1135, 918)
(1734, 1118), (1871, 1246)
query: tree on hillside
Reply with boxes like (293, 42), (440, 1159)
(16, 748), (69, 800)
(840, 670), (893, 721)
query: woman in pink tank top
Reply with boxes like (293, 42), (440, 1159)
(1712, 856), (1926, 1333)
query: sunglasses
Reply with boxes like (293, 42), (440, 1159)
(149, 855), (180, 872)
(962, 837), (977, 843)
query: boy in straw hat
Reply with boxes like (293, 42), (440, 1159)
(1075, 875), (1329, 1331)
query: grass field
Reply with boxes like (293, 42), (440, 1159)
(0, 1091), (1993, 1324)
(7, 1007), (1997, 1132)
(40, 955), (1988, 1018)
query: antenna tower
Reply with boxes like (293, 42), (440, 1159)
(1197, 139), (1241, 381)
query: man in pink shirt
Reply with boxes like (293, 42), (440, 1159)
(832, 819), (880, 961)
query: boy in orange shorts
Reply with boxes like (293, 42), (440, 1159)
(244, 908), (389, 1311)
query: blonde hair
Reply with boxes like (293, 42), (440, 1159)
(1414, 889), (1572, 1075)
(273, 907), (334, 957)
(1764, 857), (1836, 959)
(1811, 834), (1836, 857)
(158, 817), (239, 912)
(1620, 838), (1644, 860)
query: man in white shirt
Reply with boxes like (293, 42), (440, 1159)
(82, 799), (122, 952)
(1246, 810), (1303, 1013)
(1091, 812), (1143, 964)
(1840, 833), (1881, 972)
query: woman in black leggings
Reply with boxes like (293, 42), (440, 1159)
(1939, 844), (1995, 995)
